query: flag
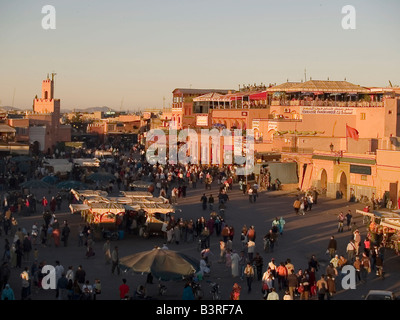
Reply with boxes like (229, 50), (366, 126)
(346, 125), (359, 141)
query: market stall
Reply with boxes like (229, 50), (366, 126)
(120, 191), (153, 198)
(71, 189), (108, 202)
(69, 203), (90, 214)
(129, 180), (154, 192)
(85, 202), (125, 226)
(356, 209), (400, 250)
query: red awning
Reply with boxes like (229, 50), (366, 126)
(249, 91), (267, 100)
(229, 94), (245, 101)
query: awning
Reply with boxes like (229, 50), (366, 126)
(89, 202), (125, 215)
(69, 204), (90, 213)
(121, 191), (153, 198)
(356, 209), (375, 218)
(381, 220), (400, 231)
(249, 91), (267, 100)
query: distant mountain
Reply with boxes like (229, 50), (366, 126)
(0, 106), (21, 111)
(61, 106), (116, 113)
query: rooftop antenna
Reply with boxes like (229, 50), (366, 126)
(304, 68), (307, 82)
(51, 72), (57, 98)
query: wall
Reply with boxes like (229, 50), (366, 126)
(29, 126), (46, 151)
(376, 149), (400, 199)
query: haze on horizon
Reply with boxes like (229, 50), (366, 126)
(0, 0), (399, 112)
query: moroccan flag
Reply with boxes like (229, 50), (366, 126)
(346, 125), (359, 141)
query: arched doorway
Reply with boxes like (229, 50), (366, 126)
(339, 172), (347, 199)
(320, 169), (327, 195)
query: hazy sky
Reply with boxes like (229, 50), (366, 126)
(0, 0), (399, 111)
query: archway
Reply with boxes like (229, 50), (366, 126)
(320, 169), (327, 195)
(339, 171), (348, 199)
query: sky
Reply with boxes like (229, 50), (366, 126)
(0, 0), (399, 111)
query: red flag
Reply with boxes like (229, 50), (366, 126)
(346, 125), (359, 141)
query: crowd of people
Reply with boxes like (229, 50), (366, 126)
(0, 139), (393, 301)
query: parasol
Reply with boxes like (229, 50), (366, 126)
(119, 248), (200, 281)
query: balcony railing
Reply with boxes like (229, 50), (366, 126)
(271, 100), (384, 108)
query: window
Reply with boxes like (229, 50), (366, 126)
(360, 113), (366, 120)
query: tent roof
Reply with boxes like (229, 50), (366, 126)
(69, 204), (90, 212)
(173, 88), (233, 95)
(266, 82), (301, 92)
(120, 191), (153, 198)
(267, 80), (370, 94)
(89, 202), (125, 210)
(0, 124), (16, 133)
(193, 92), (231, 102)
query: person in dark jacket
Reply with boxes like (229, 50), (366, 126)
(327, 236), (337, 259)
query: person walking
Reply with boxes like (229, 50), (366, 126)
(353, 230), (361, 255)
(253, 252), (263, 281)
(1, 284), (15, 300)
(231, 250), (240, 278)
(287, 269), (298, 300)
(266, 287), (279, 300)
(346, 239), (357, 263)
(61, 221), (70, 247)
(75, 265), (86, 288)
(208, 194), (214, 211)
(229, 283), (241, 300)
(276, 262), (288, 291)
(337, 212), (345, 233)
(103, 240), (111, 264)
(57, 273), (69, 300)
(346, 210), (353, 231)
(316, 274), (328, 300)
(119, 278), (130, 300)
(293, 198), (301, 215)
(360, 253), (371, 283)
(111, 246), (120, 275)
(20, 267), (31, 300)
(327, 236), (337, 259)
(22, 236), (32, 263)
(200, 194), (207, 210)
(244, 262), (255, 293)
(353, 256), (362, 283)
(326, 275), (336, 300)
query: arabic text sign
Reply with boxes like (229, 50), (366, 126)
(301, 106), (355, 115)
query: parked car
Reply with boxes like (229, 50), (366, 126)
(363, 290), (398, 300)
